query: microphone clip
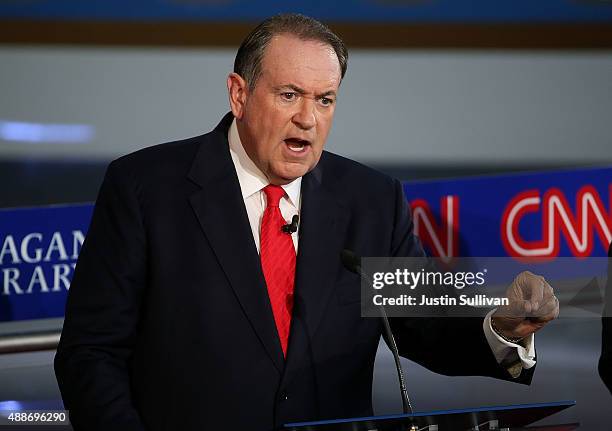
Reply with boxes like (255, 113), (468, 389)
(281, 215), (299, 234)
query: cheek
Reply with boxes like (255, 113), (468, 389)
(314, 125), (332, 150)
(265, 111), (289, 139)
(249, 98), (284, 133)
(317, 114), (334, 136)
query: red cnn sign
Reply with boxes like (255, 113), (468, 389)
(501, 185), (612, 259)
(410, 196), (459, 261)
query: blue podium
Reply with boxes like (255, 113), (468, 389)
(284, 401), (577, 430)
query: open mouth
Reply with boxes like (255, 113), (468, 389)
(284, 138), (310, 153)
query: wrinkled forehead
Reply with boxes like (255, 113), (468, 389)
(259, 35), (342, 88)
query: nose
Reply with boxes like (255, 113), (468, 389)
(292, 98), (316, 130)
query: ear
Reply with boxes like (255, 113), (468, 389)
(227, 73), (248, 119)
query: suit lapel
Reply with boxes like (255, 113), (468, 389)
(187, 115), (284, 373)
(284, 161), (349, 380)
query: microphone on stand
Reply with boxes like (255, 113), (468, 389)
(341, 249), (414, 415)
(282, 215), (299, 234)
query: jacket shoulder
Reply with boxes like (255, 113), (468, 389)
(319, 151), (398, 193)
(107, 134), (205, 180)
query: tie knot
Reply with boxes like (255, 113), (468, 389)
(263, 184), (285, 208)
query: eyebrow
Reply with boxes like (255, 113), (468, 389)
(274, 84), (337, 98)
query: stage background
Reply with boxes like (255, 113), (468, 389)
(1, 2), (612, 429)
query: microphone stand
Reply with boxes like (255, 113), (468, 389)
(341, 249), (413, 415)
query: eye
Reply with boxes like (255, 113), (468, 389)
(319, 97), (334, 107)
(281, 92), (297, 101)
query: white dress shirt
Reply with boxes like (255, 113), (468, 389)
(227, 118), (535, 377)
(228, 118), (301, 253)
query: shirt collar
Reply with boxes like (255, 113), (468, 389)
(228, 117), (301, 207)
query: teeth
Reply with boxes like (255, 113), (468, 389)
(286, 140), (306, 152)
(288, 144), (304, 152)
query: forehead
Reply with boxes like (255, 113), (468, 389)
(259, 34), (342, 90)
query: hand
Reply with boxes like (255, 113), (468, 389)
(492, 271), (559, 341)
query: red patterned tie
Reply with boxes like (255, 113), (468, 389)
(260, 184), (296, 357)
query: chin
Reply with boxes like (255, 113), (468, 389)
(273, 166), (311, 183)
(275, 173), (304, 184)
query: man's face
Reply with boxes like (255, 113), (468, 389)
(230, 34), (342, 185)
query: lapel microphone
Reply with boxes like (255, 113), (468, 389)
(281, 215), (299, 234)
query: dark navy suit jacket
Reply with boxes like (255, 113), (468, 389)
(55, 113), (529, 431)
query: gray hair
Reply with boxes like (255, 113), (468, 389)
(234, 13), (348, 90)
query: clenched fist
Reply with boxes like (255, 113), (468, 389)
(492, 271), (560, 341)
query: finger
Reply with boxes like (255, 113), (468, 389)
(501, 298), (532, 318)
(533, 296), (556, 316)
(520, 272), (544, 312)
(531, 296), (560, 322)
(542, 279), (555, 300)
(536, 293), (557, 310)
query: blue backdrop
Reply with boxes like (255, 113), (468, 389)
(1, 0), (612, 22)
(1, 166), (610, 322)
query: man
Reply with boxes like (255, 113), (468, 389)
(55, 14), (559, 431)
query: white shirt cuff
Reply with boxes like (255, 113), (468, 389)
(483, 309), (536, 378)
